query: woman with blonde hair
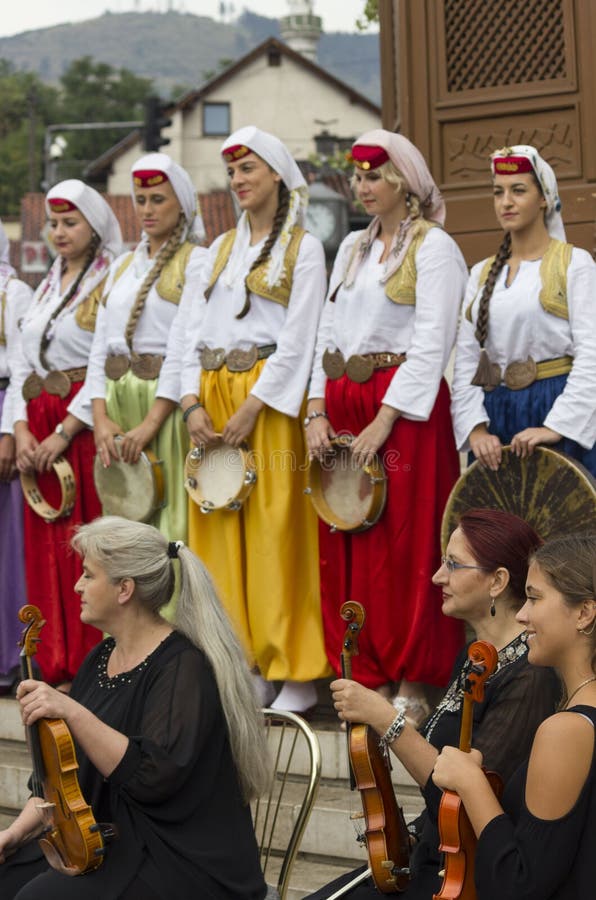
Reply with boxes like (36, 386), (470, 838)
(11, 180), (122, 685)
(307, 129), (467, 722)
(85, 152), (207, 548)
(434, 532), (596, 899)
(180, 126), (329, 712)
(451, 145), (596, 474)
(0, 516), (269, 900)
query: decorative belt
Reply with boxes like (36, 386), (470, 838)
(0, 377), (9, 391)
(22, 367), (87, 401)
(200, 343), (277, 373)
(105, 353), (164, 381)
(486, 355), (573, 392)
(322, 349), (407, 384)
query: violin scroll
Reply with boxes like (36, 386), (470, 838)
(18, 604), (46, 663)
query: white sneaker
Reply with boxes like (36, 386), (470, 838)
(270, 680), (317, 714)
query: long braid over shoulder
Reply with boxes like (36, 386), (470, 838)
(124, 214), (186, 350)
(236, 182), (290, 320)
(39, 232), (101, 370)
(470, 231), (511, 387)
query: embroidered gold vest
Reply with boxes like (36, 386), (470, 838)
(107, 241), (195, 306)
(465, 238), (572, 322)
(74, 276), (108, 333)
(205, 227), (306, 309)
(336, 219), (438, 306)
(0, 282), (9, 346)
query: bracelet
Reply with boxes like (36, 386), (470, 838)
(182, 402), (203, 423)
(54, 423), (72, 443)
(378, 711), (406, 755)
(303, 410), (329, 427)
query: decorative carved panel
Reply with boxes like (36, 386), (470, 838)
(444, 0), (567, 92)
(442, 109), (580, 186)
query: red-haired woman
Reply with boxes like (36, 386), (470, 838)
(308, 508), (560, 899)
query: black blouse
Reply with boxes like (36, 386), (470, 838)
(66, 631), (266, 900)
(409, 637), (560, 891)
(475, 704), (596, 900)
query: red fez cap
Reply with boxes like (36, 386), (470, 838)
(133, 169), (169, 188)
(492, 156), (534, 176)
(350, 145), (390, 171)
(47, 197), (78, 213)
(222, 144), (252, 163)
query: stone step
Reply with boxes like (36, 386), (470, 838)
(0, 740), (31, 811)
(0, 698), (23, 742)
(264, 854), (361, 899)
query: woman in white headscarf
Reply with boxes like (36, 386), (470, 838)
(451, 144), (596, 475)
(180, 126), (329, 713)
(10, 180), (122, 685)
(306, 130), (467, 724)
(0, 219), (33, 691)
(84, 152), (207, 559)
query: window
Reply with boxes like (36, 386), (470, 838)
(202, 102), (230, 136)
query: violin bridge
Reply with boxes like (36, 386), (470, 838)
(349, 811), (366, 820)
(35, 801), (56, 811)
(381, 859), (394, 869)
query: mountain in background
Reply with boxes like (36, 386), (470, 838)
(0, 10), (380, 102)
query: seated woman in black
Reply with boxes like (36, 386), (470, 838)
(307, 508), (560, 899)
(0, 515), (269, 900)
(434, 532), (596, 900)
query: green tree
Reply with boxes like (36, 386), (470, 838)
(0, 61), (58, 213)
(356, 0), (379, 30)
(55, 57), (153, 176)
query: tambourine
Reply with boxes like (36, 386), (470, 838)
(20, 457), (76, 522)
(306, 434), (387, 532)
(441, 445), (596, 549)
(184, 436), (257, 514)
(93, 435), (165, 523)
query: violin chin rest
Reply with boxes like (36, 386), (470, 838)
(38, 838), (79, 877)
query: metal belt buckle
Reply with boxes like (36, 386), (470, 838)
(200, 347), (226, 371)
(345, 354), (375, 383)
(22, 373), (44, 401)
(44, 370), (72, 399)
(104, 355), (130, 381)
(226, 345), (258, 372)
(131, 353), (163, 380)
(503, 357), (537, 391)
(322, 348), (346, 380)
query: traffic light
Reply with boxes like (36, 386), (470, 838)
(143, 96), (172, 152)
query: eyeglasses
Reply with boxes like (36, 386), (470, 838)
(440, 556), (487, 574)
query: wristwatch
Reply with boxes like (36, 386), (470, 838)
(303, 410), (329, 427)
(54, 423), (71, 443)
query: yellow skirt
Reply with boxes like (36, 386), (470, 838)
(190, 363), (329, 681)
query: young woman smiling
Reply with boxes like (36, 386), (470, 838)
(82, 152), (207, 554)
(180, 126), (329, 713)
(451, 145), (596, 474)
(9, 179), (122, 685)
(433, 533), (596, 900)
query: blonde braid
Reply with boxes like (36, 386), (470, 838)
(124, 214), (186, 351)
(236, 183), (290, 320)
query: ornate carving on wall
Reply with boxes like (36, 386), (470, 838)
(443, 113), (579, 183)
(445, 0), (567, 92)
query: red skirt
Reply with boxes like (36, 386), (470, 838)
(320, 369), (464, 688)
(23, 383), (102, 684)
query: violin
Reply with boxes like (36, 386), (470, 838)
(340, 601), (410, 893)
(433, 640), (502, 900)
(18, 604), (107, 874)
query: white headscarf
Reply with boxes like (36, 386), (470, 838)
(345, 129), (445, 288)
(45, 180), (123, 258)
(491, 145), (566, 241)
(131, 152), (206, 243)
(220, 126), (309, 289)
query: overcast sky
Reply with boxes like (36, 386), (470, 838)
(0, 1), (377, 38)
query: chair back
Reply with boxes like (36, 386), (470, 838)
(254, 709), (322, 899)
